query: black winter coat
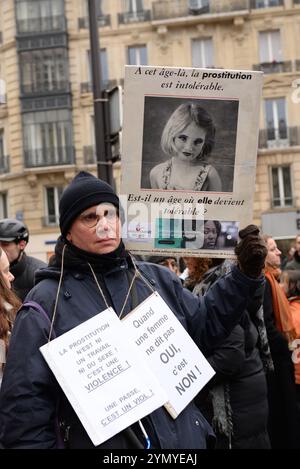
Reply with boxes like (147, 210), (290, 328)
(10, 252), (46, 301)
(196, 317), (270, 449)
(0, 254), (264, 449)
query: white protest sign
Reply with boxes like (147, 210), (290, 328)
(40, 308), (167, 446)
(122, 293), (215, 418)
(121, 65), (263, 258)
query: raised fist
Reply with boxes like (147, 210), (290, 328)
(235, 224), (267, 278)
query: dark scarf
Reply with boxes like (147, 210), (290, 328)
(294, 251), (300, 264)
(10, 252), (27, 276)
(49, 236), (129, 273)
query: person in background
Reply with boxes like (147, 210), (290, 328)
(150, 102), (222, 191)
(262, 234), (300, 448)
(281, 244), (295, 270)
(0, 172), (267, 449)
(0, 219), (46, 301)
(182, 256), (215, 292)
(285, 234), (300, 270)
(280, 269), (300, 417)
(147, 255), (180, 275)
(184, 248), (271, 449)
(0, 247), (21, 388)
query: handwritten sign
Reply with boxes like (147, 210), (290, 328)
(122, 293), (215, 418)
(40, 308), (167, 446)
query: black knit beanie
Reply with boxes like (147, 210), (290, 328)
(59, 171), (121, 235)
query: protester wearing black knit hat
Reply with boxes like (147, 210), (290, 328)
(0, 169), (269, 450)
(59, 171), (121, 236)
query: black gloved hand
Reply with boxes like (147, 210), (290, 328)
(234, 224), (267, 278)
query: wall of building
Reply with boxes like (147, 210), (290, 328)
(0, 0), (299, 262)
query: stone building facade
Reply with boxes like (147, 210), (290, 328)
(0, 0), (299, 259)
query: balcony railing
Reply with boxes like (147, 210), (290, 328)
(80, 79), (118, 93)
(0, 155), (10, 174)
(24, 146), (74, 168)
(21, 81), (70, 96)
(17, 34), (67, 51)
(258, 126), (300, 149)
(152, 0), (201, 19)
(16, 16), (66, 35)
(42, 215), (59, 226)
(250, 0), (283, 8)
(21, 94), (71, 112)
(78, 15), (111, 29)
(80, 82), (93, 93)
(271, 197), (293, 209)
(83, 146), (96, 164)
(118, 10), (151, 24)
(253, 60), (292, 74)
(152, 0), (248, 20)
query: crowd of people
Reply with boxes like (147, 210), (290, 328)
(0, 171), (299, 449)
(157, 235), (300, 449)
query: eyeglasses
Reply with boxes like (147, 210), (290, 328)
(78, 208), (118, 228)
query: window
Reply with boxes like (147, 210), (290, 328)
(189, 0), (209, 11)
(264, 98), (288, 147)
(45, 186), (63, 225)
(16, 0), (64, 33)
(0, 129), (4, 159)
(87, 48), (109, 89)
(191, 38), (214, 68)
(0, 78), (5, 104)
(19, 48), (69, 94)
(81, 0), (110, 27)
(254, 0), (281, 8)
(120, 0), (150, 23)
(259, 30), (282, 63)
(0, 193), (7, 219)
(84, 0), (104, 16)
(126, 0), (144, 14)
(271, 166), (292, 207)
(23, 109), (74, 167)
(0, 129), (8, 173)
(127, 45), (147, 65)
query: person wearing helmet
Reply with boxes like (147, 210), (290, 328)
(0, 218), (46, 301)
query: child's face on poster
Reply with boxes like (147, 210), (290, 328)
(173, 122), (206, 163)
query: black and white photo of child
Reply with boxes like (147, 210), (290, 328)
(141, 96), (239, 193)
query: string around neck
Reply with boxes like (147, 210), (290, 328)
(88, 262), (138, 319)
(129, 254), (156, 294)
(49, 243), (67, 342)
(88, 256), (156, 319)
